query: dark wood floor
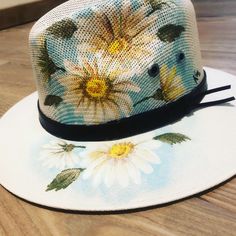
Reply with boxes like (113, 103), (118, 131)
(194, 0), (236, 17)
(194, 0), (236, 75)
(0, 0), (66, 29)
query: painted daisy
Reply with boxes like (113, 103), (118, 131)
(75, 0), (158, 72)
(59, 56), (140, 125)
(80, 134), (161, 188)
(160, 65), (185, 101)
(39, 140), (85, 169)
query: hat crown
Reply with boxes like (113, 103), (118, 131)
(30, 0), (203, 125)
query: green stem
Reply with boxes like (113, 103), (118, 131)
(56, 66), (66, 72)
(74, 145), (86, 149)
(134, 96), (153, 107)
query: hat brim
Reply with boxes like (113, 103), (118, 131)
(0, 67), (236, 211)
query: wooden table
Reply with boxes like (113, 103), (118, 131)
(0, 0), (66, 30)
(0, 1), (236, 235)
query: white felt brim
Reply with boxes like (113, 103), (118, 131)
(0, 67), (236, 211)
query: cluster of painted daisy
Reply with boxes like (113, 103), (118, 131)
(60, 0), (158, 125)
(35, 0), (190, 190)
(40, 134), (161, 188)
(39, 0), (185, 125)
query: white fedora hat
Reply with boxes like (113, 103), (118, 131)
(0, 0), (235, 211)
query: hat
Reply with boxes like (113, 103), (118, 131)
(0, 0), (236, 211)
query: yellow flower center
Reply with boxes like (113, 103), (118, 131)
(108, 38), (128, 55)
(86, 78), (108, 99)
(63, 144), (75, 152)
(108, 142), (134, 159)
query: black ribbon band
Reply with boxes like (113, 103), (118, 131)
(38, 70), (234, 141)
(39, 72), (208, 141)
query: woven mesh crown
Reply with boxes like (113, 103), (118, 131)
(30, 0), (203, 125)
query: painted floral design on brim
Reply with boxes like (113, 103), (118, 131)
(44, 132), (190, 191)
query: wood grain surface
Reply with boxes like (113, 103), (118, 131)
(0, 0), (66, 30)
(0, 1), (236, 235)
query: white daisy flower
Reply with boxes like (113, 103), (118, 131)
(59, 56), (140, 125)
(81, 134), (161, 188)
(75, 0), (158, 73)
(39, 140), (85, 170)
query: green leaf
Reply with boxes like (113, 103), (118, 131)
(38, 40), (58, 82)
(44, 95), (63, 107)
(46, 168), (84, 191)
(47, 18), (77, 39)
(149, 0), (168, 11)
(153, 133), (190, 145)
(152, 88), (164, 100)
(193, 70), (201, 84)
(157, 24), (185, 43)
(147, 0), (176, 15)
(133, 89), (165, 107)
